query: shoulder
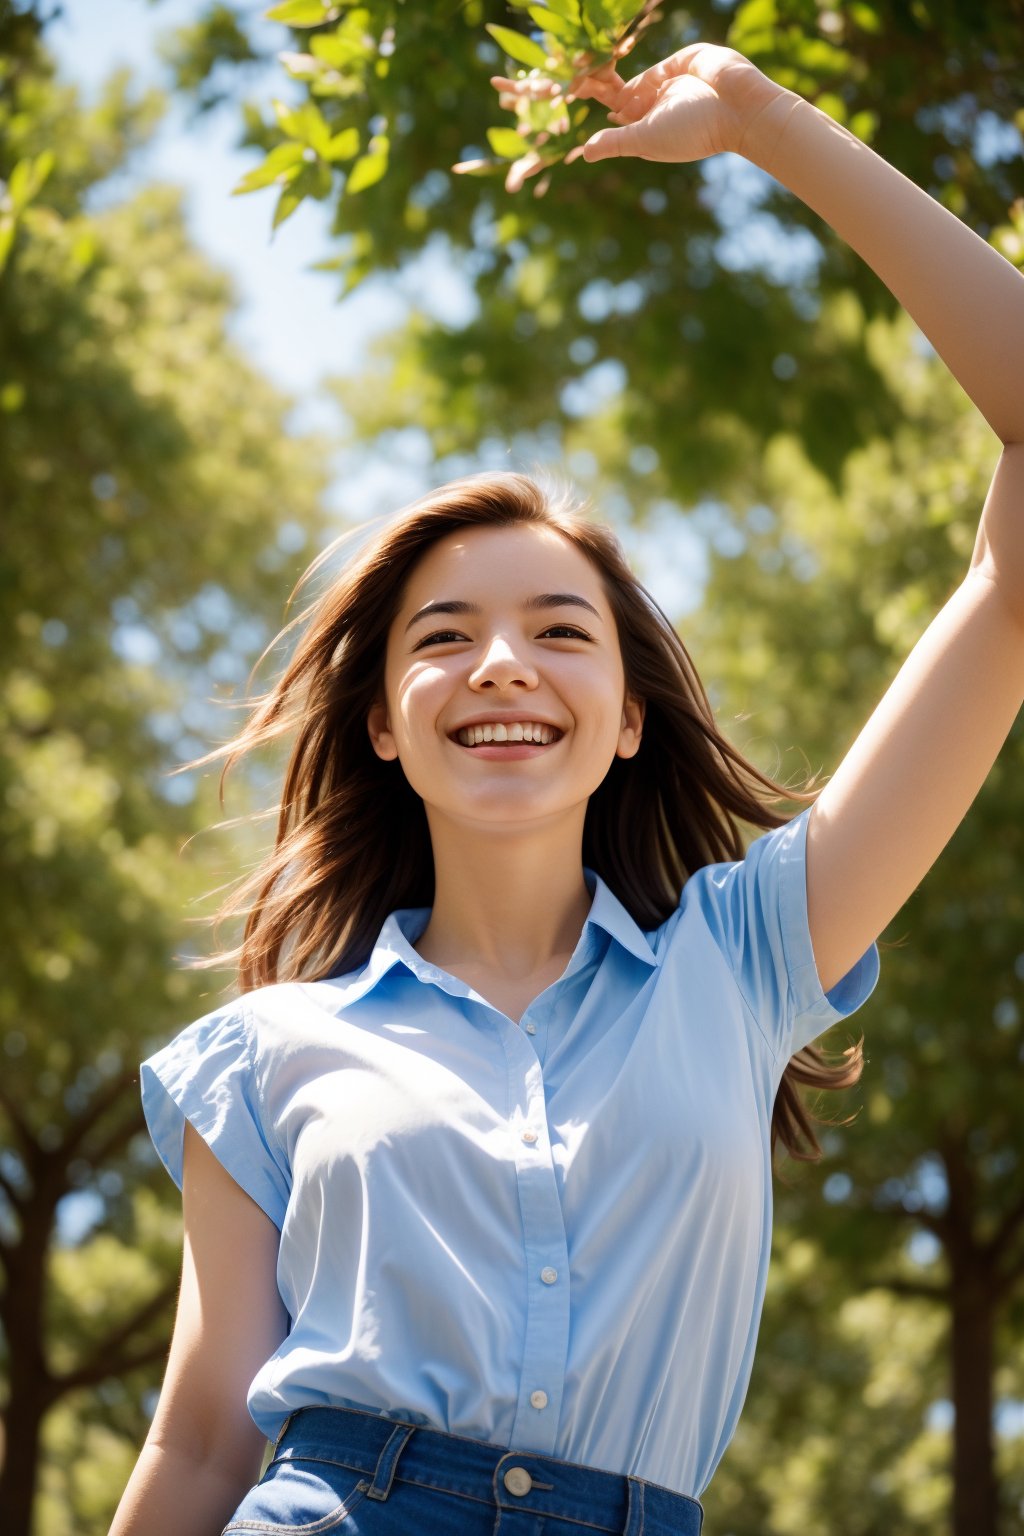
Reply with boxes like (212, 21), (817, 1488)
(644, 814), (806, 954)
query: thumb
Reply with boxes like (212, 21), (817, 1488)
(582, 123), (639, 162)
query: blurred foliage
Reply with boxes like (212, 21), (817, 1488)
(689, 314), (1024, 1534)
(0, 8), (333, 1532)
(153, 0), (1024, 494)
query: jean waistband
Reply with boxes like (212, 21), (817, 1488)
(270, 1404), (703, 1536)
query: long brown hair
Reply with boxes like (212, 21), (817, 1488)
(178, 469), (863, 1166)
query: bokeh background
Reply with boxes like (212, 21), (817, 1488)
(1, 1), (1022, 1532)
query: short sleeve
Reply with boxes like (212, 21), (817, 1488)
(694, 806), (880, 1060)
(139, 1001), (290, 1230)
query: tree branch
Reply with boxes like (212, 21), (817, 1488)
(45, 1334), (173, 1404)
(873, 1202), (950, 1242)
(0, 1159), (25, 1216)
(85, 1101), (146, 1168)
(987, 1186), (1024, 1266)
(58, 1067), (140, 1166)
(874, 1274), (949, 1301)
(0, 1079), (36, 1157)
(994, 1235), (1024, 1301)
(50, 1275), (179, 1396)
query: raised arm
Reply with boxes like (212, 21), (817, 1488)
(572, 44), (1024, 993)
(739, 87), (1024, 447)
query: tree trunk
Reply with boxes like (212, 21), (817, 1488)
(0, 1387), (47, 1536)
(949, 1266), (997, 1536)
(944, 1136), (999, 1536)
(0, 1238), (51, 1536)
(0, 1144), (57, 1536)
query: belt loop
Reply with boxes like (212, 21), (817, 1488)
(272, 1411), (296, 1454)
(623, 1474), (645, 1536)
(366, 1424), (416, 1502)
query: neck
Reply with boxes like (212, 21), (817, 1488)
(415, 812), (592, 979)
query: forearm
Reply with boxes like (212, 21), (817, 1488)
(739, 91), (1024, 446)
(108, 1438), (261, 1536)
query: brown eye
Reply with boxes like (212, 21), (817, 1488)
(542, 626), (590, 640)
(413, 630), (466, 648)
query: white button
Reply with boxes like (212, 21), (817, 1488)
(503, 1466), (533, 1497)
(521, 1128), (538, 1144)
(525, 1023), (537, 1035)
(530, 1389), (549, 1410)
(540, 1266), (558, 1284)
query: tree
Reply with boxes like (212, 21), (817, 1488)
(0, 14), (332, 1532)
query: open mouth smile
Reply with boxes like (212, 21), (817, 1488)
(453, 721), (562, 748)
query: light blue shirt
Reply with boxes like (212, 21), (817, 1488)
(140, 806), (878, 1499)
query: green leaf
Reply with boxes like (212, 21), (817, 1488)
(528, 6), (579, 44)
(485, 24), (552, 70)
(346, 141), (389, 193)
(848, 1), (883, 33)
(536, 0), (582, 19)
(6, 150), (56, 213)
(487, 127), (529, 159)
(323, 126), (361, 161)
(582, 0), (640, 32)
(304, 157), (334, 199)
(0, 217), (15, 276)
(849, 109), (879, 143)
(264, 0), (342, 26)
(271, 181), (305, 228)
(272, 98), (336, 154)
(231, 140), (306, 194)
(310, 10), (377, 69)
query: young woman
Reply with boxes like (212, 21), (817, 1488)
(110, 40), (1023, 1536)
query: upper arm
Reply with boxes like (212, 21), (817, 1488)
(145, 1119), (289, 1481)
(807, 459), (1024, 994)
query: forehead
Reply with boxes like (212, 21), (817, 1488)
(398, 523), (606, 609)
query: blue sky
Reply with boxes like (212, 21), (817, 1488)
(45, 0), (476, 400)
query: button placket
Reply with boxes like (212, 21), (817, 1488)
(501, 1031), (570, 1452)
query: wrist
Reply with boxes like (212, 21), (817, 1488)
(732, 85), (804, 170)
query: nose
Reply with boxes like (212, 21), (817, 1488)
(468, 632), (539, 691)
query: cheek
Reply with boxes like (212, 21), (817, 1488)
(392, 661), (450, 742)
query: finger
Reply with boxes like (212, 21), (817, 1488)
(581, 124), (643, 163)
(608, 43), (709, 116)
(567, 61), (627, 103)
(505, 150), (548, 194)
(568, 76), (618, 104)
(489, 74), (560, 100)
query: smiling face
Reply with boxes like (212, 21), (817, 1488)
(367, 523), (644, 840)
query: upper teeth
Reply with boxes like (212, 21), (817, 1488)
(456, 722), (557, 746)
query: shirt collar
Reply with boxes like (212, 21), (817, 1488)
(583, 867), (659, 968)
(315, 867), (658, 1009)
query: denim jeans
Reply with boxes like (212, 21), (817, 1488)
(221, 1405), (704, 1535)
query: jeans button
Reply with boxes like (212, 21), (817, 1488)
(503, 1466), (533, 1497)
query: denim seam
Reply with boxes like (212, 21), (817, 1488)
(221, 1479), (368, 1535)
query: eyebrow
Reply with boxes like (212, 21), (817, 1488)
(404, 592), (603, 633)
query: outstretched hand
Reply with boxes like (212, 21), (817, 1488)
(488, 44), (786, 192)
(492, 44), (784, 172)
